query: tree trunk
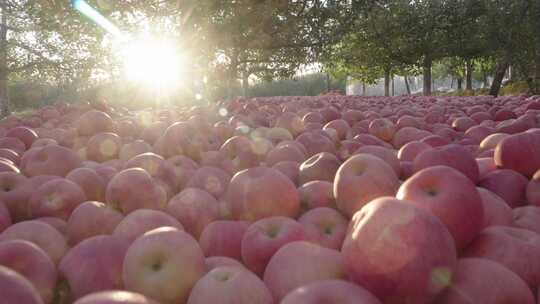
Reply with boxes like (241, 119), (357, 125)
(362, 82), (366, 96)
(0, 3), (9, 117)
(466, 59), (473, 90)
(326, 73), (331, 92)
(483, 72), (489, 88)
(241, 72), (249, 97)
(489, 56), (510, 97)
(457, 78), (463, 90)
(228, 50), (239, 99)
(423, 56), (432, 96)
(384, 69), (390, 97)
(391, 74), (395, 96)
(404, 76), (411, 95)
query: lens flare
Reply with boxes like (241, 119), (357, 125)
(72, 0), (122, 37)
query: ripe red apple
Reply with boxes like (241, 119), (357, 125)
(354, 145), (401, 176)
(60, 235), (130, 300)
(437, 258), (535, 304)
(119, 140), (153, 162)
(105, 168), (168, 214)
(226, 167), (300, 221)
(342, 197), (457, 303)
(122, 227), (206, 304)
(265, 144), (306, 166)
(298, 207), (347, 250)
(495, 130), (540, 177)
(28, 178), (86, 220)
(413, 144), (480, 183)
(281, 279), (382, 304)
(479, 133), (510, 151)
(75, 110), (114, 136)
(205, 256), (245, 271)
(397, 141), (432, 162)
(479, 169), (528, 208)
(464, 226), (540, 290)
(0, 148), (20, 165)
(334, 153), (399, 218)
(186, 166), (231, 199)
(0, 201), (10, 233)
(527, 169), (540, 206)
(66, 167), (106, 202)
(74, 291), (158, 304)
(0, 265), (44, 304)
(113, 209), (184, 244)
(298, 180), (335, 211)
(199, 220), (250, 261)
(0, 240), (57, 303)
(66, 201), (124, 245)
(477, 188), (513, 229)
(35, 217), (67, 235)
(295, 132), (337, 157)
(6, 127), (38, 149)
(513, 206), (540, 234)
(263, 241), (346, 302)
(124, 152), (179, 193)
(241, 216), (308, 276)
(166, 188), (220, 239)
(21, 145), (82, 177)
(275, 112), (305, 137)
(397, 166), (483, 249)
(86, 132), (122, 162)
(0, 220), (68, 264)
(298, 152), (341, 184)
(368, 118), (396, 142)
(0, 136), (26, 155)
(187, 266), (273, 304)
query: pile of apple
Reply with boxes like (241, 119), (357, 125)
(1, 94), (540, 303)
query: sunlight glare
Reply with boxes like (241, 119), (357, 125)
(122, 38), (185, 90)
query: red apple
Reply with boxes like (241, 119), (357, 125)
(413, 144), (480, 183)
(187, 266), (273, 304)
(527, 169), (540, 206)
(66, 167), (106, 202)
(0, 265), (43, 304)
(6, 127), (38, 149)
(122, 227), (206, 304)
(298, 180), (335, 211)
(334, 154), (399, 218)
(241, 216), (308, 276)
(354, 145), (400, 176)
(86, 132), (122, 162)
(281, 280), (382, 304)
(74, 291), (158, 304)
(66, 201), (124, 245)
(495, 130), (540, 177)
(263, 241), (346, 302)
(342, 197), (457, 303)
(368, 118), (396, 142)
(28, 178), (86, 220)
(397, 166), (483, 249)
(479, 169), (528, 208)
(186, 166), (231, 199)
(298, 207), (348, 250)
(477, 188), (513, 229)
(397, 141), (432, 162)
(199, 220), (249, 261)
(113, 209), (184, 244)
(205, 256), (245, 271)
(75, 110), (114, 136)
(21, 145), (82, 177)
(298, 152), (341, 184)
(513, 206), (540, 234)
(119, 140), (152, 162)
(226, 167), (300, 221)
(60, 235), (130, 300)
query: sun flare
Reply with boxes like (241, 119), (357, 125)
(121, 38), (185, 90)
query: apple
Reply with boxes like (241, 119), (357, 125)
(368, 118), (396, 142)
(413, 144), (480, 183)
(21, 145), (82, 177)
(494, 130), (540, 177)
(205, 256), (245, 272)
(0, 265), (43, 304)
(86, 132), (122, 163)
(6, 127), (38, 149)
(334, 153), (399, 218)
(75, 110), (114, 136)
(477, 188), (513, 229)
(354, 145), (401, 176)
(73, 291), (158, 304)
(398, 141), (432, 162)
(295, 132), (337, 157)
(226, 167), (300, 221)
(281, 280), (382, 304)
(166, 188), (220, 238)
(199, 220), (250, 261)
(298, 152), (341, 184)
(0, 201), (10, 233)
(66, 167), (106, 202)
(0, 220), (68, 264)
(479, 169), (528, 208)
(113, 209), (184, 243)
(66, 201), (124, 245)
(122, 227), (206, 304)
(124, 152), (179, 193)
(119, 140), (152, 162)
(187, 266), (273, 304)
(342, 197), (457, 303)
(105, 168), (168, 214)
(28, 178), (86, 220)
(0, 240), (57, 303)
(397, 166), (483, 249)
(0, 148), (20, 164)
(298, 180), (335, 211)
(0, 137), (26, 155)
(263, 241), (346, 302)
(298, 207), (348, 250)
(513, 206), (540, 234)
(265, 143), (306, 166)
(241, 216), (308, 276)
(275, 112), (305, 137)
(526, 169), (540, 205)
(35, 217), (68, 235)
(60, 235), (130, 300)
(186, 166), (231, 199)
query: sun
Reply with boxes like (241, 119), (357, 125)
(121, 38), (186, 90)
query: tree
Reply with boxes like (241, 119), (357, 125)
(0, 0), (106, 116)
